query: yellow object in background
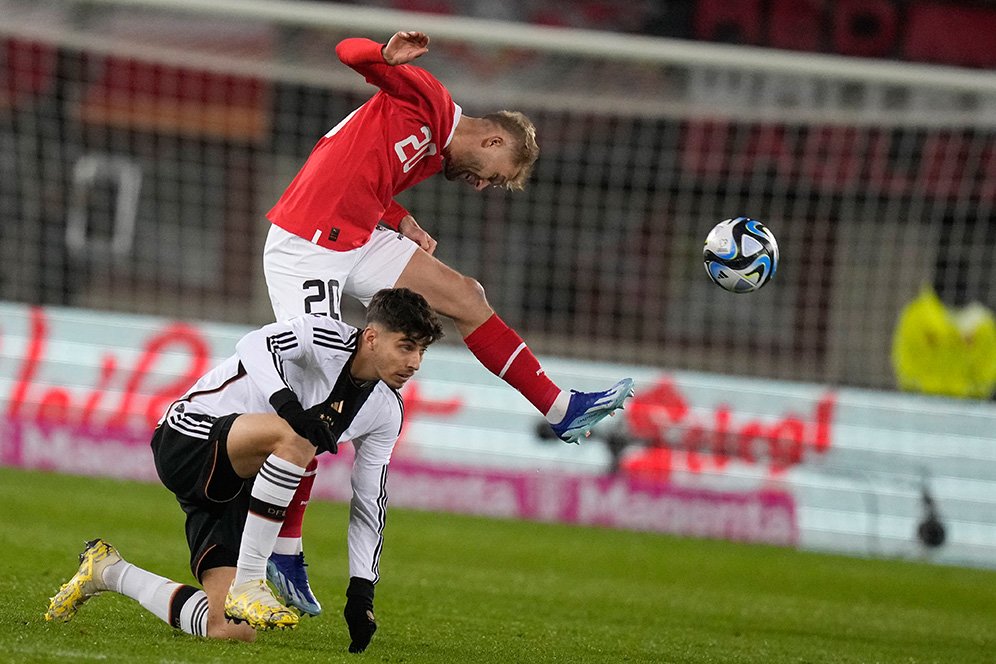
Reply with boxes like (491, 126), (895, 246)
(892, 287), (996, 399)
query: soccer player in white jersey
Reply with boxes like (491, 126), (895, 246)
(46, 288), (444, 653)
(263, 29), (635, 615)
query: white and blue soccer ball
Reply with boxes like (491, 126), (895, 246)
(703, 217), (779, 293)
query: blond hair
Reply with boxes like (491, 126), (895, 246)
(483, 110), (539, 190)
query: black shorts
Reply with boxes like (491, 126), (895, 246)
(151, 412), (251, 581)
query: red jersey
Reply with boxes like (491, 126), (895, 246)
(267, 38), (461, 251)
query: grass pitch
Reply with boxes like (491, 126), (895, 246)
(1, 467), (993, 664)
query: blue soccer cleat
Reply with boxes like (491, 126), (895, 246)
(550, 378), (635, 444)
(267, 553), (322, 617)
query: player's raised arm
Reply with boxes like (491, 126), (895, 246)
(335, 33), (435, 99)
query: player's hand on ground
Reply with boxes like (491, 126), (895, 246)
(398, 215), (437, 254)
(382, 31), (429, 65)
(344, 577), (377, 653)
(271, 389), (337, 453)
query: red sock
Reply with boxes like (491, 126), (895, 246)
(277, 457), (318, 539)
(463, 314), (561, 414)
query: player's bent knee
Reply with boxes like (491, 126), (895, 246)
(451, 275), (488, 312)
(227, 414), (309, 478)
(207, 617), (256, 641)
(466, 276), (487, 302)
(273, 427), (318, 467)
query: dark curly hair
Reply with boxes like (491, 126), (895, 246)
(366, 288), (444, 346)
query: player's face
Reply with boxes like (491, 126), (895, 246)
(443, 143), (519, 192)
(369, 329), (427, 390)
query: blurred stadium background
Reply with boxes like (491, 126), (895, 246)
(5, 0), (996, 387)
(2, 0), (996, 586)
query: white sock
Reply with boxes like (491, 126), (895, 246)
(544, 390), (570, 424)
(234, 455), (305, 585)
(273, 536), (304, 556)
(103, 560), (209, 636)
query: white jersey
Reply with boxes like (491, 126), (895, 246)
(160, 313), (403, 582)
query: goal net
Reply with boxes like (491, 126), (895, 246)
(3, 0), (995, 390)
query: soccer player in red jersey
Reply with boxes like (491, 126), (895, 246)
(263, 31), (634, 619)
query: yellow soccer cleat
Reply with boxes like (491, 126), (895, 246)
(45, 539), (122, 622)
(224, 579), (299, 630)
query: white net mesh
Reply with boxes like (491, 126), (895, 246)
(2, 0), (995, 389)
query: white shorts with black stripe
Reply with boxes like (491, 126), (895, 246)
(263, 223), (419, 322)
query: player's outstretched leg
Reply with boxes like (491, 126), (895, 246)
(45, 538), (122, 622)
(267, 552), (322, 617)
(224, 579), (299, 630)
(549, 378), (636, 444)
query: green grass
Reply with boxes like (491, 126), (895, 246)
(1, 467), (993, 663)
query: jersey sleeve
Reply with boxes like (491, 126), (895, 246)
(345, 394), (403, 582)
(335, 37), (448, 106)
(381, 200), (410, 229)
(235, 316), (315, 403)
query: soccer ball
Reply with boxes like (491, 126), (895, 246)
(703, 217), (779, 293)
